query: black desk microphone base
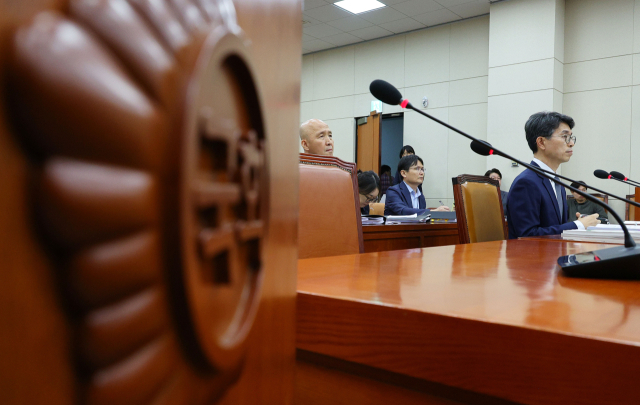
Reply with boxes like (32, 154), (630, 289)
(558, 245), (640, 279)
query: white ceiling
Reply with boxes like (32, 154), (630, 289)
(303, 0), (491, 54)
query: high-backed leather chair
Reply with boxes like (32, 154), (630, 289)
(626, 195), (636, 221)
(369, 202), (385, 215)
(452, 175), (506, 244)
(299, 154), (363, 258)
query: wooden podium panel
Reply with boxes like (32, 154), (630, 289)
(297, 240), (640, 405)
(0, 0), (301, 404)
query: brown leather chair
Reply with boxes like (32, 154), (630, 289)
(299, 154), (364, 258)
(626, 195), (636, 221)
(452, 175), (506, 244)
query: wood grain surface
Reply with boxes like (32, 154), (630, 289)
(297, 240), (640, 405)
(0, 0), (300, 404)
(362, 222), (458, 253)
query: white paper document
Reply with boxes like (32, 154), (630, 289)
(562, 223), (640, 244)
(361, 216), (384, 225)
(385, 213), (431, 224)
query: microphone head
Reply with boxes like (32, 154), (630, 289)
(594, 169), (610, 179)
(370, 80), (403, 105)
(470, 140), (493, 156)
(610, 171), (626, 180)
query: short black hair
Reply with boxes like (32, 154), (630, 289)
(525, 111), (575, 153)
(570, 181), (587, 190)
(399, 145), (415, 159)
(397, 154), (424, 175)
(357, 171), (380, 195)
(484, 168), (502, 179)
(380, 165), (391, 174)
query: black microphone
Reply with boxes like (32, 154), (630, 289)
(610, 171), (640, 187)
(593, 169), (640, 188)
(370, 79), (640, 279)
(369, 80), (404, 107)
(594, 169), (611, 180)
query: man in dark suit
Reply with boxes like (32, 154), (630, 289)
(384, 155), (450, 215)
(507, 112), (600, 238)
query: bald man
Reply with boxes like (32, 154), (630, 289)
(300, 119), (334, 156)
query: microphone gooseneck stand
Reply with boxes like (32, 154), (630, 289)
(470, 140), (635, 248)
(369, 79), (640, 279)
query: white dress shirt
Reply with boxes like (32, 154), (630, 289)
(402, 181), (421, 209)
(532, 158), (584, 230)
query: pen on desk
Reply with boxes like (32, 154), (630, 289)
(439, 200), (444, 206)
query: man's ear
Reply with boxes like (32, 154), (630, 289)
(301, 139), (309, 152)
(536, 136), (546, 151)
(400, 170), (407, 179)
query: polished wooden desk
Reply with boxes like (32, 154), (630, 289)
(296, 240), (640, 405)
(362, 222), (458, 253)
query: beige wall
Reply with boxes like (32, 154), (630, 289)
(300, 16), (490, 208)
(487, 0), (564, 193)
(300, 0), (640, 221)
(562, 0), (639, 222)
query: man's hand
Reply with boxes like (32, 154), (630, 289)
(577, 213), (600, 228)
(433, 205), (450, 212)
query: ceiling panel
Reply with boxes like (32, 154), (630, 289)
(302, 0), (491, 54)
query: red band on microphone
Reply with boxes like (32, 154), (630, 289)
(625, 177), (629, 181)
(400, 99), (409, 108)
(489, 149), (494, 155)
(608, 175), (612, 179)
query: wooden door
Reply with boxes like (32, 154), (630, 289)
(629, 187), (640, 221)
(356, 111), (381, 173)
(0, 0), (300, 404)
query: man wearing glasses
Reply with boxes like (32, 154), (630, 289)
(507, 111), (600, 238)
(384, 155), (450, 215)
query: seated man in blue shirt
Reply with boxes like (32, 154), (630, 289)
(384, 154), (450, 215)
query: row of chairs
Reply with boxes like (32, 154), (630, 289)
(298, 154), (636, 258)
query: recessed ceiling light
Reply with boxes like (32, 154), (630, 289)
(334, 0), (385, 14)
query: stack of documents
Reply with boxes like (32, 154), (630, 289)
(385, 213), (431, 224)
(562, 222), (640, 244)
(361, 215), (384, 225)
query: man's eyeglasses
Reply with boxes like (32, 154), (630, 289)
(554, 134), (577, 145)
(411, 166), (425, 174)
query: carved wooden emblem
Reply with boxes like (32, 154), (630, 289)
(6, 0), (267, 402)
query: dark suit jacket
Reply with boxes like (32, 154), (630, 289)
(384, 182), (426, 215)
(507, 161), (577, 238)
